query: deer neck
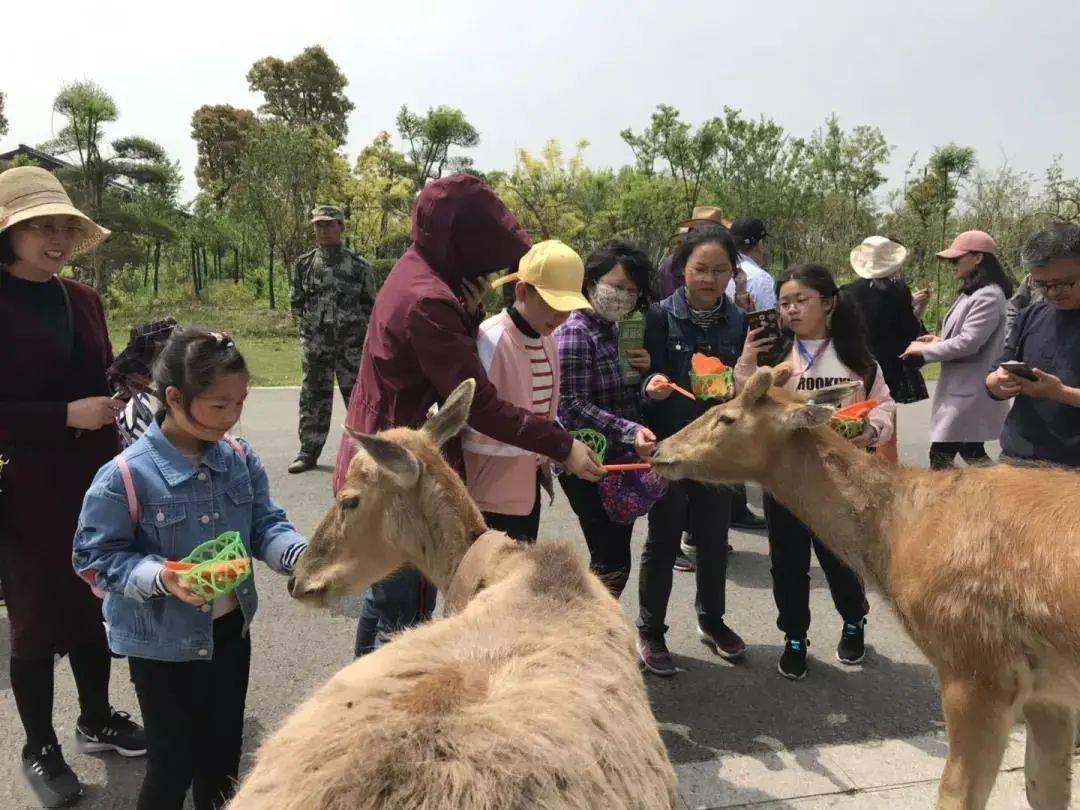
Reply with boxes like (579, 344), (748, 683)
(758, 431), (897, 588)
(404, 467), (488, 592)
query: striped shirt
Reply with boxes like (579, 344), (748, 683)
(524, 336), (554, 416)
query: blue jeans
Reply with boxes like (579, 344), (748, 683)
(354, 568), (437, 657)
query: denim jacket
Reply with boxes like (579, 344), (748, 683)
(73, 419), (304, 662)
(641, 289), (747, 440)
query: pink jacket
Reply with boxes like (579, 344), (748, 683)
(463, 311), (559, 516)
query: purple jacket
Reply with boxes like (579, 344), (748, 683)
(658, 255), (684, 299)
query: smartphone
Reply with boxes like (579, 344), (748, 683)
(747, 308), (781, 343)
(999, 361), (1038, 382)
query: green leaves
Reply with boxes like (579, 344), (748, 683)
(396, 105), (480, 190)
(0, 90), (8, 138)
(246, 45), (354, 146)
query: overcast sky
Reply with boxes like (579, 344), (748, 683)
(3, 0), (1077, 204)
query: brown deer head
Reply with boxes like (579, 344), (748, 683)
(650, 367), (859, 486)
(288, 379), (485, 605)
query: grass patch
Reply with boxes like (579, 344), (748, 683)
(106, 280), (301, 387)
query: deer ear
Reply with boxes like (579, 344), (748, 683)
(804, 380), (861, 406)
(349, 432), (420, 489)
(423, 378), (476, 447)
(769, 361), (794, 387)
(741, 368), (774, 405)
(782, 403), (835, 432)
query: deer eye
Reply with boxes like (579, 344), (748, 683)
(716, 414), (736, 426)
(340, 496), (360, 510)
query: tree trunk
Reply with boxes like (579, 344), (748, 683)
(201, 246), (209, 287)
(152, 241), (162, 297)
(143, 242), (152, 287)
(233, 247), (240, 283)
(191, 242), (201, 299)
(268, 244), (277, 310)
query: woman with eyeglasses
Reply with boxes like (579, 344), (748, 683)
(900, 231), (1014, 470)
(0, 167), (145, 806)
(736, 264), (895, 680)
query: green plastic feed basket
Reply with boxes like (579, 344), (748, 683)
(178, 531), (252, 601)
(689, 368), (735, 402)
(829, 417), (866, 440)
(570, 429), (607, 464)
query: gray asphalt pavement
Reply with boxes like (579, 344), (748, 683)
(1, 386), (1045, 808)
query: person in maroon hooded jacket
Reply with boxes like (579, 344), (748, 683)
(333, 174), (605, 655)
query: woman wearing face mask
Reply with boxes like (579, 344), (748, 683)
(636, 226), (748, 677)
(900, 231), (1013, 469)
(556, 241), (656, 599)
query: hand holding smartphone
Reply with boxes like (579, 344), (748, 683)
(747, 308), (781, 343)
(999, 361), (1038, 382)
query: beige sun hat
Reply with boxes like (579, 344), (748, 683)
(850, 236), (908, 280)
(0, 166), (110, 257)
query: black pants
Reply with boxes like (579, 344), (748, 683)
(763, 494), (867, 639)
(10, 638), (112, 752)
(929, 441), (991, 470)
(559, 474), (633, 597)
(483, 473), (542, 543)
(129, 610), (251, 810)
(637, 481), (731, 639)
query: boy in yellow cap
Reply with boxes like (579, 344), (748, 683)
(463, 240), (593, 541)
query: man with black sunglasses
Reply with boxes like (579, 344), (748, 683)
(987, 222), (1080, 467)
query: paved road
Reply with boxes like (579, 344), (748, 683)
(1, 387), (1046, 808)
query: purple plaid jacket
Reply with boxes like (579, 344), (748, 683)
(556, 310), (643, 459)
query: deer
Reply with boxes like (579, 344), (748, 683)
(648, 366), (1080, 810)
(228, 379), (677, 810)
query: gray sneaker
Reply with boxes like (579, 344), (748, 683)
(22, 744), (82, 808)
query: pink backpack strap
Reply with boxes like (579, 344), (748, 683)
(224, 433), (247, 461)
(114, 454), (140, 525)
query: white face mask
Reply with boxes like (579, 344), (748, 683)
(590, 282), (638, 322)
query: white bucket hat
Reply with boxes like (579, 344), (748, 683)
(0, 166), (110, 257)
(850, 236), (908, 280)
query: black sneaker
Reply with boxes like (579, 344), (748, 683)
(778, 637), (808, 680)
(636, 634), (677, 677)
(837, 620), (866, 665)
(75, 709), (147, 757)
(21, 743), (82, 808)
(731, 510), (767, 530)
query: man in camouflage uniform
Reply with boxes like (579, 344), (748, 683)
(289, 205), (376, 473)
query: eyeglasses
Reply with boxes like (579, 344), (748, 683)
(1032, 277), (1079, 296)
(19, 220), (85, 237)
(778, 295), (823, 311)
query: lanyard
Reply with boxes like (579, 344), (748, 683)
(795, 338), (831, 374)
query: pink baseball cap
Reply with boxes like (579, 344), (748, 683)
(936, 230), (997, 259)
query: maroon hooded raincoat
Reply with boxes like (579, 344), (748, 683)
(333, 175), (573, 491)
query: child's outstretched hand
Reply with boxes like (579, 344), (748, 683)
(161, 568), (207, 606)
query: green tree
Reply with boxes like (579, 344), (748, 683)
(40, 81), (176, 290)
(233, 122), (344, 308)
(0, 90), (8, 137)
(396, 105), (480, 190)
(1043, 157), (1080, 223)
(621, 104), (723, 216)
(191, 104), (258, 203)
(247, 46), (354, 146)
(497, 140), (589, 242)
(347, 131), (413, 256)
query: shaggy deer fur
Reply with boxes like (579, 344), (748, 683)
(228, 380), (677, 810)
(650, 367), (1080, 810)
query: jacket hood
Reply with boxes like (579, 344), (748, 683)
(411, 174), (531, 284)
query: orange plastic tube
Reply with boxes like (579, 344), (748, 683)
(602, 463), (652, 472)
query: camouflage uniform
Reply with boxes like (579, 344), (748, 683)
(291, 240), (375, 460)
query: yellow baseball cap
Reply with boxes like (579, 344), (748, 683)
(490, 239), (592, 312)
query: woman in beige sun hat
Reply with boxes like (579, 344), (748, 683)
(843, 236), (930, 463)
(1, 166), (145, 807)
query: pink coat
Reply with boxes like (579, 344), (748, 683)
(463, 311), (559, 516)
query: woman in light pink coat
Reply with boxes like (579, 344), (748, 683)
(901, 231), (1014, 469)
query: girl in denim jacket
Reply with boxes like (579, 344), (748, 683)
(74, 328), (306, 810)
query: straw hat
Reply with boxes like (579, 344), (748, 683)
(0, 167), (110, 257)
(850, 236), (908, 280)
(675, 205), (732, 232)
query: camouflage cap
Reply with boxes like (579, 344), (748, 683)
(310, 205), (345, 223)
